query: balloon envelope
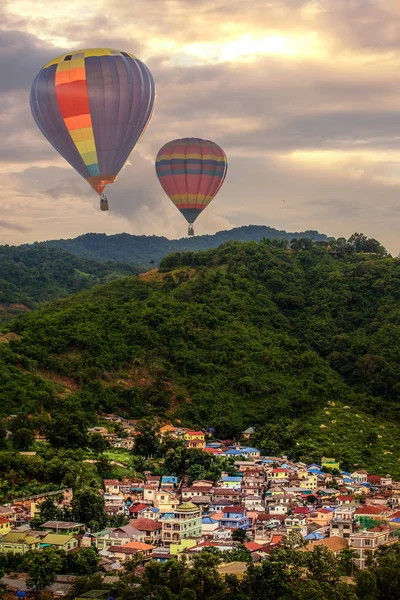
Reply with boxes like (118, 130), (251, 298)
(155, 138), (227, 225)
(30, 48), (155, 196)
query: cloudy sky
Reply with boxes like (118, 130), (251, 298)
(2, 0), (400, 252)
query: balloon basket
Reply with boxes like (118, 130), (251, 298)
(188, 225), (194, 236)
(100, 194), (109, 211)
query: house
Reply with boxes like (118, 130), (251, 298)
(0, 506), (16, 524)
(41, 533), (79, 552)
(349, 526), (397, 570)
(82, 526), (145, 550)
(241, 447), (260, 459)
(138, 507), (160, 521)
(321, 458), (340, 471)
(351, 470), (368, 484)
(201, 517), (220, 536)
(162, 502), (202, 546)
(269, 469), (290, 481)
(307, 508), (334, 527)
(103, 480), (122, 495)
(304, 537), (348, 555)
(0, 518), (11, 536)
(182, 487), (214, 501)
(330, 509), (357, 539)
(106, 541), (156, 563)
(300, 475), (318, 490)
(39, 521), (85, 535)
(161, 476), (179, 490)
(0, 532), (40, 554)
(183, 431), (205, 449)
(269, 504), (289, 515)
(336, 495), (356, 506)
(220, 476), (242, 489)
(153, 491), (179, 514)
(104, 494), (125, 516)
(129, 518), (162, 545)
(213, 488), (242, 502)
(242, 427), (255, 440)
(354, 505), (389, 519)
(219, 506), (250, 530)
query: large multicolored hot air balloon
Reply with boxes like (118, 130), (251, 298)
(155, 138), (227, 235)
(30, 48), (155, 211)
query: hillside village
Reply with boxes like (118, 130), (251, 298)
(0, 416), (399, 597)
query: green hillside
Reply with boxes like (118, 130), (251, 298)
(30, 224), (331, 266)
(0, 245), (140, 319)
(2, 238), (400, 476)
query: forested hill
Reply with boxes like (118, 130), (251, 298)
(29, 225), (331, 267)
(0, 245), (139, 319)
(4, 238), (400, 476)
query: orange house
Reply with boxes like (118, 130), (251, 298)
(307, 508), (334, 526)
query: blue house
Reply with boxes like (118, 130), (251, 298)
(241, 447), (260, 458)
(223, 449), (243, 457)
(219, 506), (250, 530)
(161, 476), (179, 490)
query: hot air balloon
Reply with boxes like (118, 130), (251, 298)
(30, 48), (155, 211)
(155, 138), (227, 235)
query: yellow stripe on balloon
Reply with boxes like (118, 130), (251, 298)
(69, 128), (94, 143)
(44, 48), (136, 68)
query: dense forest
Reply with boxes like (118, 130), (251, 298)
(1, 235), (399, 477)
(0, 245), (140, 319)
(29, 225), (331, 266)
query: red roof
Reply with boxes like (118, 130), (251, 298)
(271, 535), (283, 545)
(318, 508), (333, 514)
(130, 518), (162, 531)
(0, 518), (10, 524)
(222, 506), (246, 514)
(354, 505), (386, 515)
(367, 475), (382, 484)
(337, 495), (355, 502)
(245, 542), (263, 552)
(294, 507), (310, 515)
(186, 431), (204, 436)
(271, 468), (289, 474)
(129, 503), (148, 514)
(256, 513), (285, 522)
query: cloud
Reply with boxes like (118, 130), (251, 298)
(1, 0), (400, 254)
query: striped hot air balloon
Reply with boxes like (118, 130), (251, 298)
(155, 138), (227, 235)
(30, 48), (155, 210)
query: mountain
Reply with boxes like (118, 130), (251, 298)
(29, 225), (331, 267)
(4, 239), (400, 476)
(0, 245), (140, 320)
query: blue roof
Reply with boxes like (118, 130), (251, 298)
(140, 506), (159, 513)
(343, 477), (354, 483)
(221, 476), (242, 482)
(262, 459), (274, 463)
(241, 447), (260, 453)
(391, 518), (400, 523)
(307, 463), (321, 469)
(361, 482), (371, 488)
(161, 476), (179, 483)
(308, 467), (323, 474)
(305, 532), (324, 540)
(202, 517), (217, 524)
(340, 471), (351, 476)
(224, 449), (243, 455)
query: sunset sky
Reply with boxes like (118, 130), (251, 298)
(2, 0), (400, 252)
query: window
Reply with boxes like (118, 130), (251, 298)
(364, 540), (370, 546)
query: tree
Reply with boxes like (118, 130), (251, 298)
(232, 529), (249, 542)
(46, 414), (88, 450)
(66, 547), (99, 575)
(71, 489), (108, 530)
(12, 428), (34, 451)
(87, 433), (109, 454)
(24, 547), (64, 590)
(133, 418), (161, 458)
